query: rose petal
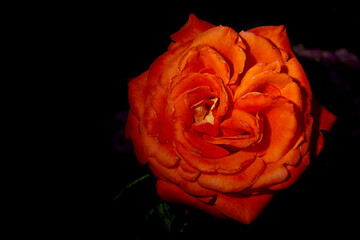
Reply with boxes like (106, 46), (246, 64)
(215, 192), (274, 224)
(141, 128), (180, 168)
(170, 13), (216, 45)
(178, 44), (230, 83)
(189, 26), (246, 85)
(128, 71), (149, 120)
(148, 40), (191, 88)
(235, 71), (294, 100)
(156, 180), (225, 219)
(197, 157), (265, 192)
(248, 25), (295, 59)
(125, 111), (148, 165)
(239, 30), (284, 70)
(286, 58), (312, 100)
(174, 139), (218, 173)
(180, 180), (217, 197)
(311, 96), (337, 156)
(204, 110), (263, 148)
(178, 160), (200, 182)
(235, 61), (281, 97)
(148, 156), (181, 184)
(235, 93), (300, 163)
(183, 129), (229, 158)
(269, 152), (310, 190)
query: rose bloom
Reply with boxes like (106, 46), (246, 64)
(125, 14), (336, 224)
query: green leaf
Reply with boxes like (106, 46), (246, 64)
(112, 173), (151, 201)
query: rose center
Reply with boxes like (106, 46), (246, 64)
(193, 97), (218, 124)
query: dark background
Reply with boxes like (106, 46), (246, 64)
(63, 2), (360, 238)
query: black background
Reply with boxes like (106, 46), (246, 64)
(59, 2), (360, 238)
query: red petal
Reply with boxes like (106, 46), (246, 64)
(141, 128), (180, 168)
(250, 160), (289, 190)
(269, 152), (310, 190)
(174, 140), (218, 173)
(248, 25), (295, 59)
(178, 44), (230, 83)
(170, 13), (215, 44)
(234, 62), (281, 101)
(125, 111), (148, 165)
(148, 40), (191, 88)
(215, 192), (274, 224)
(235, 93), (300, 163)
(192, 121), (219, 137)
(180, 180), (217, 197)
(239, 31), (284, 70)
(148, 157), (181, 184)
(156, 180), (225, 219)
(178, 160), (200, 182)
(197, 157), (265, 192)
(311, 97), (337, 156)
(190, 26), (246, 85)
(286, 58), (312, 100)
(128, 71), (148, 120)
(235, 71), (293, 100)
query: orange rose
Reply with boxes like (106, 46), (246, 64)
(125, 14), (336, 224)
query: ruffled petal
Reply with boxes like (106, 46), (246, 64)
(180, 180), (217, 197)
(178, 44), (230, 84)
(197, 157), (265, 192)
(148, 157), (181, 184)
(204, 110), (263, 148)
(239, 31), (284, 70)
(215, 192), (274, 224)
(148, 40), (191, 89)
(235, 93), (300, 163)
(141, 127), (180, 168)
(178, 160), (200, 182)
(269, 152), (310, 190)
(190, 26), (246, 85)
(156, 180), (225, 219)
(234, 71), (294, 100)
(170, 13), (216, 45)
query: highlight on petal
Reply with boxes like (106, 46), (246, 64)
(215, 192), (274, 224)
(170, 13), (216, 45)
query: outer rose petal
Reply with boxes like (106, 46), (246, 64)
(248, 25), (295, 59)
(215, 193), (274, 224)
(239, 30), (284, 69)
(125, 111), (148, 165)
(269, 152), (311, 190)
(311, 97), (337, 156)
(156, 180), (225, 219)
(128, 71), (148, 120)
(170, 13), (215, 46)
